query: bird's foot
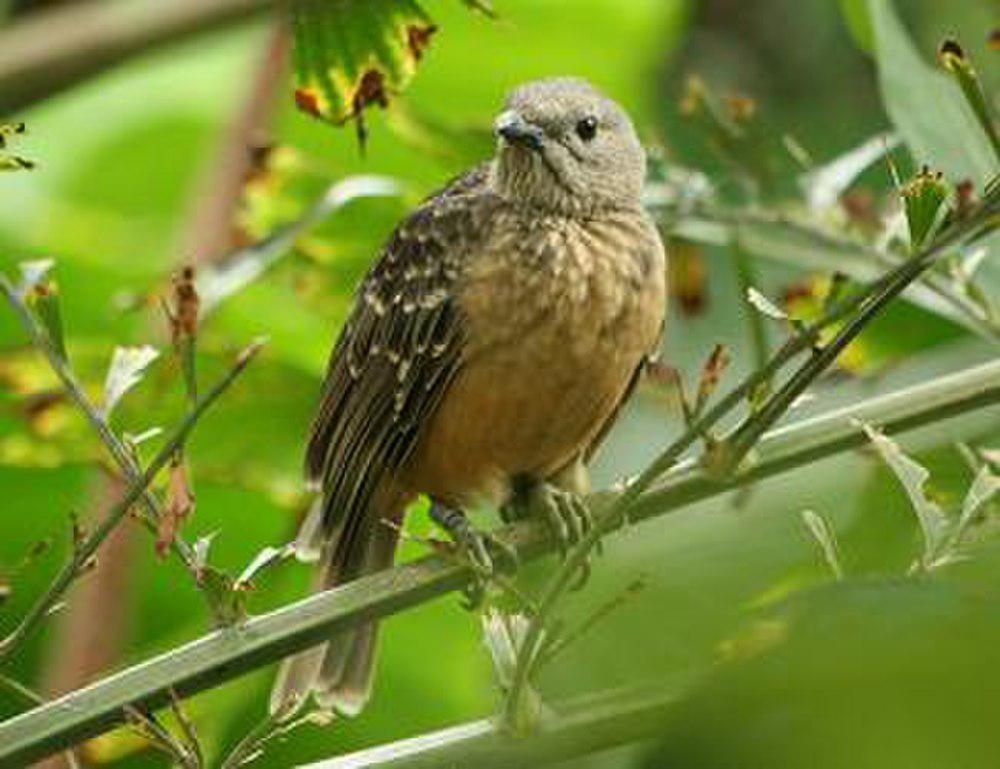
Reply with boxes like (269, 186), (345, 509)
(504, 481), (598, 590)
(430, 502), (518, 609)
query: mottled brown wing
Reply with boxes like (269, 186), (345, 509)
(306, 165), (494, 533)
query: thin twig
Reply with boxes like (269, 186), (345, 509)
(218, 712), (283, 769)
(0, 337), (263, 662)
(729, 233), (769, 370)
(1, 353), (998, 767)
(168, 688), (205, 769)
(0, 275), (223, 616)
(500, 189), (1000, 731)
(665, 201), (1000, 341)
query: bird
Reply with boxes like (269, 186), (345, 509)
(271, 77), (667, 719)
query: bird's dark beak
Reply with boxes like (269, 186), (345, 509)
(494, 110), (544, 152)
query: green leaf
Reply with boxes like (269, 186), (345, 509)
(799, 130), (899, 210)
(100, 345), (160, 419)
(957, 465), (1000, 536)
(290, 0), (438, 132)
(837, 0), (873, 53)
(899, 167), (949, 250)
(459, 0), (496, 17)
(861, 422), (950, 569)
(868, 0), (998, 186)
(938, 39), (1000, 160)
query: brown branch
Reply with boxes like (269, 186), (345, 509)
(0, 0), (273, 116)
(179, 16), (290, 264)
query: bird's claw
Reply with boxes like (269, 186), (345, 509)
(525, 483), (598, 590)
(430, 503), (518, 610)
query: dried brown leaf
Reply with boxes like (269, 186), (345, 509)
(156, 457), (196, 559)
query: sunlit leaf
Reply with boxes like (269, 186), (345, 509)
(234, 543), (296, 590)
(290, 0), (438, 143)
(192, 532), (217, 578)
(0, 122), (33, 172)
(201, 174), (402, 312)
(799, 131), (899, 210)
(868, 0), (997, 185)
(100, 345), (160, 419)
(123, 426), (163, 448)
(746, 287), (787, 320)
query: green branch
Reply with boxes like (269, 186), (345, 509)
(659, 201), (1000, 342)
(1, 275), (228, 620)
(0, 336), (263, 663)
(298, 685), (677, 769)
(501, 190), (999, 731)
(0, 355), (998, 767)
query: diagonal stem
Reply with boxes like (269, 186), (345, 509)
(1, 275), (221, 614)
(0, 336), (263, 663)
(501, 190), (1000, 732)
(0, 354), (997, 767)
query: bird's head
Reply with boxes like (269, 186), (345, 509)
(491, 78), (645, 216)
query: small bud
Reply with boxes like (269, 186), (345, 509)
(900, 168), (949, 250)
(26, 280), (67, 361)
(937, 37), (1000, 159)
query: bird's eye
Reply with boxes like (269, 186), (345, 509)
(575, 116), (598, 142)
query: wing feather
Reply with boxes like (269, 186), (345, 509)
(306, 165), (495, 532)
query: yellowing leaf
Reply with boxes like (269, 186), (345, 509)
(290, 0), (438, 140)
(0, 122), (33, 172)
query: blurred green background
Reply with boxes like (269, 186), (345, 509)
(1, 1), (998, 767)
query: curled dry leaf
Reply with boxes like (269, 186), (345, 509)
(167, 265), (199, 401)
(169, 266), (199, 344)
(156, 457), (196, 559)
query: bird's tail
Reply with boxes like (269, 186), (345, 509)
(270, 494), (402, 719)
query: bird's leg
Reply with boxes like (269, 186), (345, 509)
(502, 471), (597, 590)
(429, 501), (518, 609)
